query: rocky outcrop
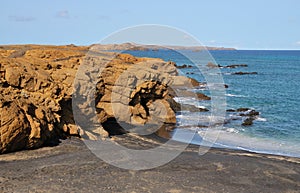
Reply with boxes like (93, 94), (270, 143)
(206, 62), (219, 68)
(176, 64), (193, 69)
(224, 64), (248, 68)
(206, 63), (249, 69)
(0, 45), (85, 153)
(232, 71), (258, 75)
(242, 117), (255, 126)
(218, 64), (248, 68)
(0, 45), (206, 153)
(225, 108), (260, 126)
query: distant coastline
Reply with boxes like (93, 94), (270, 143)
(90, 42), (236, 51)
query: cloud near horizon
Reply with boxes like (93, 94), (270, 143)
(9, 15), (35, 22)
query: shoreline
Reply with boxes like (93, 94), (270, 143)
(1, 135), (299, 192)
(2, 133), (300, 163)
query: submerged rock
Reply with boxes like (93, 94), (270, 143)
(232, 71), (258, 75)
(236, 107), (251, 112)
(239, 110), (260, 117)
(222, 64), (248, 68)
(242, 117), (255, 126)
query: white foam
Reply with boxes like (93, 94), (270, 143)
(172, 124), (300, 157)
(174, 97), (209, 109)
(225, 93), (246, 97)
(197, 129), (300, 158)
(225, 128), (239, 133)
(256, 117), (267, 122)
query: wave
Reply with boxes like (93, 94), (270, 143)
(256, 117), (267, 122)
(174, 97), (209, 108)
(173, 112), (298, 157)
(225, 127), (239, 133)
(176, 129), (300, 158)
(188, 88), (206, 92)
(225, 93), (246, 97)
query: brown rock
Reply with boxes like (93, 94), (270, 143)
(206, 62), (219, 68)
(5, 67), (22, 87)
(197, 93), (211, 100)
(0, 100), (31, 153)
(0, 44), (188, 153)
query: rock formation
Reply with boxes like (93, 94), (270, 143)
(0, 45), (207, 153)
(175, 64), (193, 69)
(232, 71), (258, 75)
(225, 108), (260, 126)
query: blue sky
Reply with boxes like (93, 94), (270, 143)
(1, 0), (300, 49)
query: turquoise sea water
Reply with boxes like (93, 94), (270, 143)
(122, 50), (300, 157)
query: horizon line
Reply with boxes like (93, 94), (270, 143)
(0, 43), (299, 51)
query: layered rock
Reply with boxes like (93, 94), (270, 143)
(72, 52), (191, 139)
(0, 45), (206, 153)
(0, 45), (85, 153)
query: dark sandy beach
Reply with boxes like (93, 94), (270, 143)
(1, 135), (299, 193)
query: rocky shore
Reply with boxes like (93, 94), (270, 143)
(0, 45), (299, 192)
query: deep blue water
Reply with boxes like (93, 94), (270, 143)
(121, 49), (300, 157)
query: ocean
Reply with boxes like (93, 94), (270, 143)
(121, 49), (300, 157)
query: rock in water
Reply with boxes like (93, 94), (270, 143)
(242, 117), (255, 126)
(232, 71), (258, 75)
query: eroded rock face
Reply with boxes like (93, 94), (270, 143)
(0, 98), (31, 153)
(0, 45), (205, 153)
(0, 94), (59, 153)
(73, 53), (184, 139)
(0, 45), (85, 153)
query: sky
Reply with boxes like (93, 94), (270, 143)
(1, 0), (300, 50)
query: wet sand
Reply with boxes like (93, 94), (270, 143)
(0, 135), (299, 193)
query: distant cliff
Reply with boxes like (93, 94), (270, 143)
(91, 42), (236, 51)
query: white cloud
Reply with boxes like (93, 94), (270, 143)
(56, 10), (70, 19)
(9, 15), (35, 22)
(296, 41), (300, 45)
